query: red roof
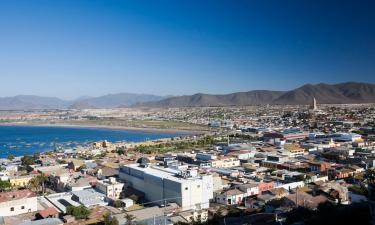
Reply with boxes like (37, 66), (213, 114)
(39, 207), (59, 218)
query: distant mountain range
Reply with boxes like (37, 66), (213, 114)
(0, 95), (70, 110)
(137, 82), (375, 107)
(0, 82), (374, 110)
(0, 93), (166, 110)
(69, 93), (165, 109)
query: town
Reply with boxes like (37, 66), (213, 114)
(0, 100), (374, 225)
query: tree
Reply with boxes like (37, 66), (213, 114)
(28, 177), (40, 192)
(103, 213), (111, 225)
(66, 205), (90, 220)
(104, 213), (120, 225)
(113, 200), (123, 208)
(124, 213), (136, 225)
(28, 173), (48, 194)
(37, 173), (48, 194)
(111, 217), (119, 225)
(21, 155), (36, 166)
(0, 180), (11, 191)
(117, 148), (125, 155)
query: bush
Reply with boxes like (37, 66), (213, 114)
(66, 205), (90, 220)
(113, 200), (123, 208)
(349, 185), (368, 196)
(0, 180), (11, 191)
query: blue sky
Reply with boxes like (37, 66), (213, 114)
(0, 0), (374, 99)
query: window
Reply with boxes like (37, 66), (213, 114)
(10, 207), (14, 211)
(197, 185), (200, 188)
(21, 206), (25, 209)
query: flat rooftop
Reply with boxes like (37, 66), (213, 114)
(123, 164), (206, 184)
(45, 192), (80, 213)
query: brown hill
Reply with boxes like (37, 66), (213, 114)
(137, 82), (375, 107)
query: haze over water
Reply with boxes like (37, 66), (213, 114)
(0, 125), (178, 158)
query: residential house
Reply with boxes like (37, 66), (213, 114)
(0, 190), (37, 216)
(9, 174), (37, 188)
(214, 188), (245, 205)
(237, 183), (259, 197)
(95, 177), (124, 199)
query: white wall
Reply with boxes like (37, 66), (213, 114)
(277, 181), (304, 191)
(0, 196), (37, 216)
(119, 165), (213, 210)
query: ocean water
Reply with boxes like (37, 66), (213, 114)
(0, 125), (179, 158)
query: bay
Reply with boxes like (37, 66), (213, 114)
(0, 125), (179, 158)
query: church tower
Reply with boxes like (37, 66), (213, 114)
(313, 97), (317, 111)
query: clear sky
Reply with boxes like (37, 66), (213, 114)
(0, 0), (374, 99)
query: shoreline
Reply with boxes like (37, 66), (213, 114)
(0, 122), (207, 159)
(0, 122), (206, 135)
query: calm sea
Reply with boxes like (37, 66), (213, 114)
(0, 125), (179, 158)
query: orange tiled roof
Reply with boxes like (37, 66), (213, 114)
(39, 207), (59, 218)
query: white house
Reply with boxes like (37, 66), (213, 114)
(0, 190), (38, 216)
(95, 177), (124, 199)
(237, 183), (260, 197)
(214, 188), (246, 205)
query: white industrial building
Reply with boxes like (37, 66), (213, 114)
(119, 163), (213, 210)
(308, 132), (362, 142)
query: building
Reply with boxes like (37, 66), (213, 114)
(9, 174), (36, 188)
(263, 131), (309, 142)
(196, 153), (217, 161)
(312, 97), (318, 111)
(67, 159), (85, 171)
(71, 188), (108, 207)
(210, 157), (240, 168)
(119, 163), (213, 210)
(308, 132), (362, 142)
(0, 190), (37, 216)
(214, 189), (245, 205)
(19, 218), (64, 225)
(283, 144), (306, 157)
(237, 183), (259, 196)
(309, 161), (332, 173)
(258, 181), (275, 193)
(38, 207), (60, 219)
(95, 177), (124, 199)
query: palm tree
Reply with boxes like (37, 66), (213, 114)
(28, 177), (40, 193)
(28, 173), (48, 194)
(37, 173), (48, 194)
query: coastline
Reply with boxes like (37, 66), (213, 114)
(0, 122), (205, 135)
(0, 122), (206, 159)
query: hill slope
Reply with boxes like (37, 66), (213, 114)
(69, 93), (166, 109)
(136, 90), (285, 107)
(0, 95), (69, 110)
(137, 82), (375, 107)
(1, 82), (374, 109)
